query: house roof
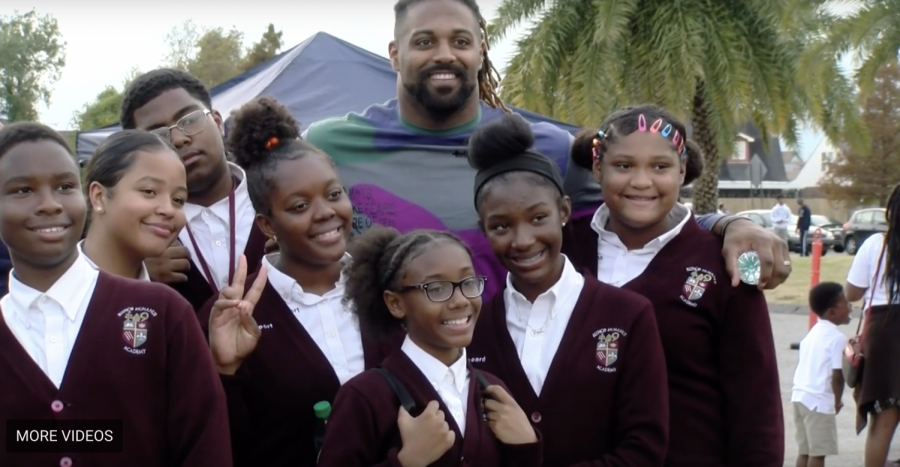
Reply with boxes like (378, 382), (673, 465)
(718, 122), (789, 182)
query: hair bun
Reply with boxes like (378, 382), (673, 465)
(467, 113), (534, 171)
(227, 96), (301, 169)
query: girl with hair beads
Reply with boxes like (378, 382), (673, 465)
(81, 130), (187, 280)
(0, 123), (231, 466)
(562, 105), (783, 466)
(199, 97), (402, 467)
(316, 226), (543, 467)
(466, 114), (669, 467)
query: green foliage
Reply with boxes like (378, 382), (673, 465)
(240, 24), (284, 73)
(188, 27), (245, 88)
(0, 9), (66, 122)
(493, 0), (861, 214)
(163, 21), (284, 89)
(819, 61), (900, 208)
(829, 0), (900, 100)
(71, 68), (141, 130)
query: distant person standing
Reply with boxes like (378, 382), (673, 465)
(797, 199), (812, 256)
(772, 196), (792, 243)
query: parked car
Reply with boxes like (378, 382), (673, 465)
(842, 208), (887, 255)
(735, 210), (842, 254)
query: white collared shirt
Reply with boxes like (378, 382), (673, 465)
(791, 319), (847, 414)
(0, 251), (99, 388)
(78, 240), (150, 281)
(178, 162), (255, 291)
(771, 203), (792, 228)
(401, 336), (470, 435)
(847, 234), (897, 306)
(263, 253), (365, 385)
(590, 204), (691, 286)
(504, 256), (584, 396)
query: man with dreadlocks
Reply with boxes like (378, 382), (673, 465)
(303, 0), (791, 299)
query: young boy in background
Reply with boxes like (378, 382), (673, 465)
(791, 282), (852, 467)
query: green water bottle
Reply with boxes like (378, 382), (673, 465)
(313, 401), (331, 453)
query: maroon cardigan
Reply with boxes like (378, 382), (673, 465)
(561, 215), (784, 467)
(468, 274), (669, 467)
(198, 277), (404, 467)
(0, 272), (231, 467)
(172, 221), (268, 312)
(315, 350), (543, 467)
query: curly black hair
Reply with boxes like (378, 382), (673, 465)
(342, 225), (472, 336)
(120, 68), (212, 130)
(394, 0), (506, 111)
(808, 282), (844, 317)
(572, 104), (704, 186)
(227, 96), (333, 216)
(0, 122), (73, 160)
(467, 113), (563, 209)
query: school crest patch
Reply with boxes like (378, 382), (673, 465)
(123, 319), (148, 348)
(592, 328), (627, 373)
(117, 307), (158, 355)
(680, 267), (716, 307)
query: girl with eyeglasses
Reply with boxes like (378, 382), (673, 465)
(198, 97), (402, 467)
(465, 114), (669, 466)
(316, 225), (543, 467)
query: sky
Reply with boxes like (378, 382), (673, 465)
(5, 0), (832, 159)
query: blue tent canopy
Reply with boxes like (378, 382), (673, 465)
(75, 32), (580, 160)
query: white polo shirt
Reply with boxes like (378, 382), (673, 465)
(791, 319), (847, 414)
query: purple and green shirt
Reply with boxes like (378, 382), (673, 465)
(304, 99), (721, 298)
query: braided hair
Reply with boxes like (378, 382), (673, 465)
(342, 225), (472, 336)
(571, 104), (704, 186)
(394, 0), (508, 111)
(883, 183), (900, 304)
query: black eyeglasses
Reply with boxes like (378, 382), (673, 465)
(149, 109), (212, 141)
(395, 276), (487, 303)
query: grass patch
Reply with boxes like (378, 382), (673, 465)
(764, 254), (855, 305)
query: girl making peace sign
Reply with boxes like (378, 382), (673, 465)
(199, 97), (402, 467)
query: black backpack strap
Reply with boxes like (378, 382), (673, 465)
(472, 369), (492, 390)
(374, 367), (418, 416)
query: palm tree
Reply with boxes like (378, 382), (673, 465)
(830, 0), (900, 98)
(492, 0), (861, 213)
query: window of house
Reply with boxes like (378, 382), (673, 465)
(731, 140), (749, 161)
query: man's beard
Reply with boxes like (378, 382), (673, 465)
(403, 65), (476, 123)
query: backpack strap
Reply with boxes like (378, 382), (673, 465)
(473, 368), (492, 390)
(374, 367), (418, 416)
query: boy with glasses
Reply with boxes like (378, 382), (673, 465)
(120, 69), (267, 310)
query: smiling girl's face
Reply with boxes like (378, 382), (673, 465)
(594, 131), (685, 236)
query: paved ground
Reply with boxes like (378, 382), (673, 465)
(772, 309), (900, 466)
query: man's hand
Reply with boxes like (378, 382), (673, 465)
(721, 218), (792, 290)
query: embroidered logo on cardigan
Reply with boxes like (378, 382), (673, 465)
(593, 328), (627, 373)
(680, 268), (716, 307)
(117, 307), (158, 355)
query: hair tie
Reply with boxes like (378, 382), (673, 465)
(637, 113), (687, 161)
(592, 130), (606, 161)
(264, 136), (280, 151)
